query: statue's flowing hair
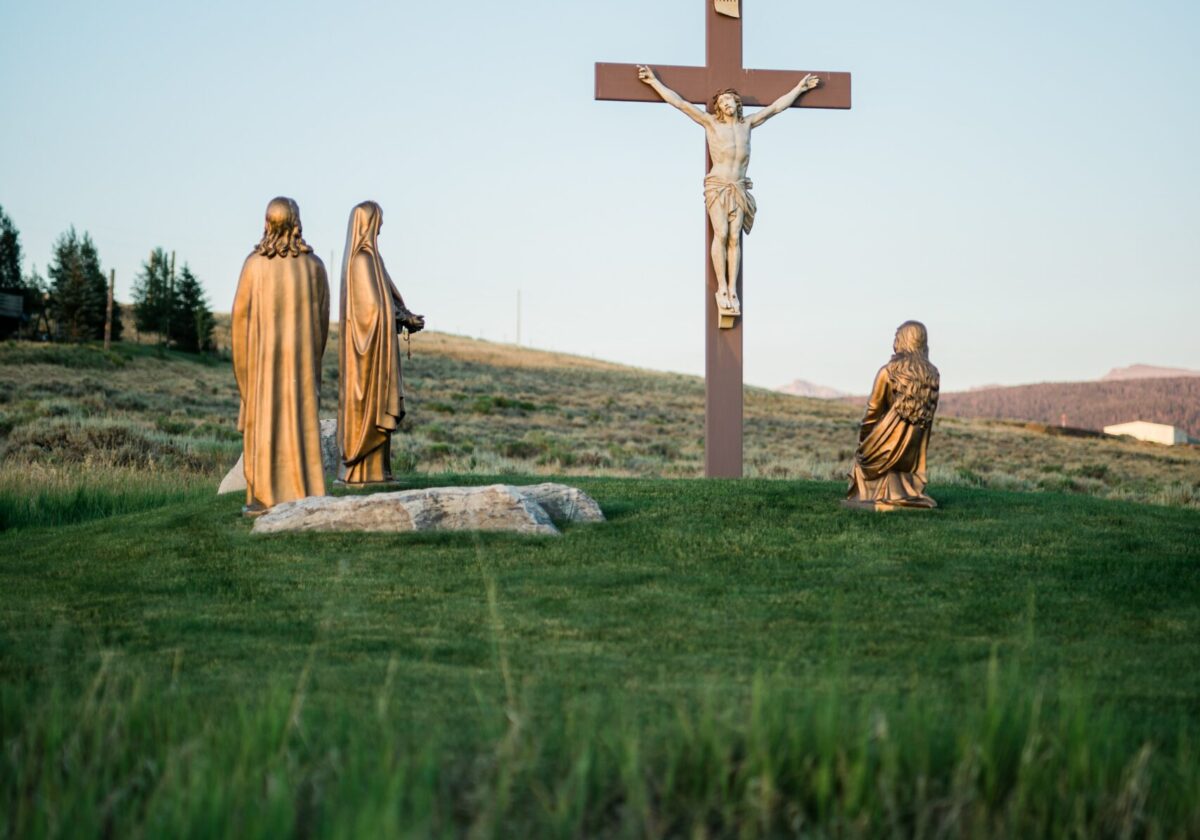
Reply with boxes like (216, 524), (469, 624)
(886, 320), (940, 428)
(709, 88), (744, 123)
(254, 196), (313, 258)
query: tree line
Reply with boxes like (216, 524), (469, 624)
(0, 204), (214, 352)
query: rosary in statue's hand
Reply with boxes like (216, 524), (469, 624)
(399, 313), (425, 334)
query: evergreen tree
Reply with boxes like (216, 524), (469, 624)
(0, 205), (48, 331)
(0, 205), (22, 292)
(171, 265), (214, 353)
(132, 248), (173, 345)
(45, 228), (117, 342)
(47, 228), (93, 341)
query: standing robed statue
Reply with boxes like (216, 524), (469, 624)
(337, 201), (425, 485)
(844, 320), (941, 510)
(232, 197), (330, 515)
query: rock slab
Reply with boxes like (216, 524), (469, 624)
(518, 483), (606, 523)
(251, 483), (604, 536)
(218, 419), (339, 496)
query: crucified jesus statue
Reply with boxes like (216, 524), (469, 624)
(637, 65), (820, 317)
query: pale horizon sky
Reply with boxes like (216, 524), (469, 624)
(2, 0), (1198, 393)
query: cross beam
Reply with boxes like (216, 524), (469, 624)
(595, 1), (851, 478)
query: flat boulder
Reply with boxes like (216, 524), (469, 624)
(517, 483), (606, 523)
(218, 419), (338, 495)
(251, 483), (603, 536)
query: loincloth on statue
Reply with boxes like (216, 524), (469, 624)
(704, 176), (756, 235)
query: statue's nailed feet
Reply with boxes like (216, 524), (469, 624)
(715, 289), (740, 314)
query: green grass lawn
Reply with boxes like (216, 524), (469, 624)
(2, 477), (1199, 837)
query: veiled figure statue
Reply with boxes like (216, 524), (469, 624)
(232, 197), (330, 515)
(844, 320), (940, 511)
(337, 201), (425, 485)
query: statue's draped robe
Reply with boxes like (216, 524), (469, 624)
(847, 357), (940, 509)
(232, 252), (330, 508)
(338, 212), (409, 484)
(704, 175), (756, 234)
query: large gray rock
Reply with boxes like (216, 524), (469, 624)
(218, 419), (339, 496)
(217, 456), (247, 495)
(251, 483), (575, 536)
(517, 483), (606, 523)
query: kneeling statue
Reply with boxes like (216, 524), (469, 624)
(844, 320), (940, 510)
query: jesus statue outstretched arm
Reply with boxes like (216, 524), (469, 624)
(747, 74), (820, 127)
(637, 66), (710, 127)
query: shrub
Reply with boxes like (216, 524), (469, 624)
(1, 420), (208, 471)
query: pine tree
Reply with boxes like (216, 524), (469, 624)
(47, 228), (91, 341)
(171, 265), (214, 353)
(132, 248), (173, 346)
(0, 205), (22, 292)
(45, 228), (116, 342)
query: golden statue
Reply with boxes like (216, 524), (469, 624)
(844, 320), (940, 510)
(232, 197), (330, 515)
(337, 201), (425, 485)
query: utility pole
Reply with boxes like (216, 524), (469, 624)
(164, 250), (175, 349)
(104, 269), (114, 351)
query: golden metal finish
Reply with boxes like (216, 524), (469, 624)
(844, 321), (941, 511)
(232, 197), (331, 513)
(336, 201), (425, 485)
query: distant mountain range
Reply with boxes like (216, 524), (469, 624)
(778, 364), (1200, 437)
(1099, 364), (1200, 381)
(775, 379), (849, 399)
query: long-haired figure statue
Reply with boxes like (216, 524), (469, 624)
(337, 201), (425, 485)
(231, 197), (330, 515)
(844, 321), (940, 510)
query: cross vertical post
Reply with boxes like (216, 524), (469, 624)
(705, 2), (744, 477)
(595, 0), (851, 477)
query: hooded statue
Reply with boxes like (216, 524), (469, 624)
(337, 201), (424, 484)
(845, 320), (940, 510)
(232, 197), (330, 514)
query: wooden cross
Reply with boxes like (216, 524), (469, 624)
(595, 0), (851, 478)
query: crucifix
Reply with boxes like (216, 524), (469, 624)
(595, 0), (851, 477)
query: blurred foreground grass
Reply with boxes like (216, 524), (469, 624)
(2, 475), (1199, 836)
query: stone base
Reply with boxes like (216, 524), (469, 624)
(333, 478), (400, 489)
(840, 498), (937, 512)
(251, 483), (605, 536)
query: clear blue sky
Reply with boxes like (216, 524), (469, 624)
(2, 0), (1197, 392)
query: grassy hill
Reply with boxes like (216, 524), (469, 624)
(3, 338), (1199, 834)
(1, 334), (1198, 520)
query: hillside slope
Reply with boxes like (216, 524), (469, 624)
(1, 334), (1198, 508)
(938, 377), (1200, 438)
